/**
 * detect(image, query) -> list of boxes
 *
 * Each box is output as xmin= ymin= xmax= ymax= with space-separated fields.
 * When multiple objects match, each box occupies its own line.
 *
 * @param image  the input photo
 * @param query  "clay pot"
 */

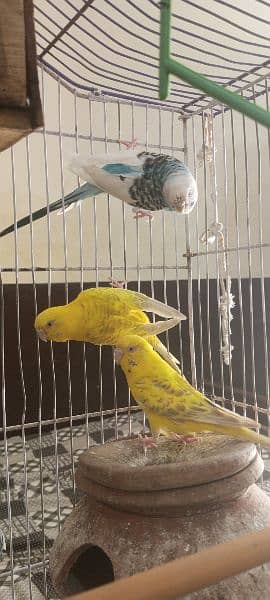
xmin=50 ymin=435 xmax=270 ymax=599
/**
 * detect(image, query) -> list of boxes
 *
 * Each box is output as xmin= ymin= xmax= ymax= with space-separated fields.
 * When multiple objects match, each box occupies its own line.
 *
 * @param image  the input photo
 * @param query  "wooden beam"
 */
xmin=0 ymin=0 xmax=27 ymax=107
xmin=0 ymin=0 xmax=43 ymax=152
xmin=24 ymin=0 xmax=43 ymax=129
xmin=0 ymin=107 xmax=31 ymax=152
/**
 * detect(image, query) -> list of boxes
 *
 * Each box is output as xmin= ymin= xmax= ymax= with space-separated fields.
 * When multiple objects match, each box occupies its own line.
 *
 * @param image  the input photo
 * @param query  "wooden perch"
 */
xmin=0 ymin=0 xmax=43 ymax=151
xmin=69 ymin=526 xmax=270 ymax=600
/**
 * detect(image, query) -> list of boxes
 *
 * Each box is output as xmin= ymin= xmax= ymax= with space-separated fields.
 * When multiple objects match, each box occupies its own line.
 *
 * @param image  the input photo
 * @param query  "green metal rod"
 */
xmin=159 ymin=0 xmax=270 ymax=128
xmin=168 ymin=58 xmax=270 ymax=127
xmin=159 ymin=0 xmax=171 ymax=101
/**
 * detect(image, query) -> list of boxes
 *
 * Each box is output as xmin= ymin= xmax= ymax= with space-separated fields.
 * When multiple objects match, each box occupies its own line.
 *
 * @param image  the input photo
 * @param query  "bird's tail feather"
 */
xmin=154 ymin=339 xmax=180 ymax=373
xmin=68 ymin=151 xmax=137 ymax=176
xmin=241 ymin=427 xmax=270 ymax=448
xmin=0 ymin=205 xmax=51 ymax=238
xmin=0 ymin=183 xmax=102 ymax=238
xmin=215 ymin=424 xmax=270 ymax=449
xmin=202 ymin=399 xmax=258 ymax=429
xmin=55 ymin=182 xmax=103 ymax=214
xmin=175 ymin=416 xmax=270 ymax=449
xmin=185 ymin=398 xmax=270 ymax=448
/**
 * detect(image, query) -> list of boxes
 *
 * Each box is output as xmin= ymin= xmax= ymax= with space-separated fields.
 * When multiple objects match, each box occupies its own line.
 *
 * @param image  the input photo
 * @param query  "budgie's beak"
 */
xmin=36 ymin=329 xmax=48 ymax=342
xmin=114 ymin=347 xmax=123 ymax=364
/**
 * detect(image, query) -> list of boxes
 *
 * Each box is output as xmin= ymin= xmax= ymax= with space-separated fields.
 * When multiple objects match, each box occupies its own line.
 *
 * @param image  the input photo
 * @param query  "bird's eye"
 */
xmin=47 ymin=321 xmax=53 ymax=327
xmin=128 ymin=345 xmax=136 ymax=352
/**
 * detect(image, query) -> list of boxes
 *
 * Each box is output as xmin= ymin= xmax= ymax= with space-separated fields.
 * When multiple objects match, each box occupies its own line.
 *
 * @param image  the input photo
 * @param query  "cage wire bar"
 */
xmin=0 ymin=2 xmax=270 ymax=598
xmin=1 ymin=72 xmax=270 ymax=598
xmin=159 ymin=0 xmax=270 ymax=127
xmin=34 ymin=0 xmax=270 ymax=111
xmin=0 ymin=80 xmax=187 ymax=598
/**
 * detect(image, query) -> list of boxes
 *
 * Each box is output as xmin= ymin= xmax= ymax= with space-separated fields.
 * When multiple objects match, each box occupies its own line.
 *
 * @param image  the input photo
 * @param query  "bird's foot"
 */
xmin=108 ymin=277 xmax=125 ymax=289
xmin=119 ymin=138 xmax=138 ymax=150
xmin=132 ymin=207 xmax=154 ymax=220
xmin=169 ymin=433 xmax=198 ymax=445
xmin=138 ymin=433 xmax=158 ymax=456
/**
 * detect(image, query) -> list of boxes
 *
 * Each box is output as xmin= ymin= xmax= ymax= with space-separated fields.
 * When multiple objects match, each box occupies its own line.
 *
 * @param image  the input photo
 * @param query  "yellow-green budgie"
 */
xmin=34 ymin=287 xmax=185 ymax=371
xmin=114 ymin=334 xmax=270 ymax=448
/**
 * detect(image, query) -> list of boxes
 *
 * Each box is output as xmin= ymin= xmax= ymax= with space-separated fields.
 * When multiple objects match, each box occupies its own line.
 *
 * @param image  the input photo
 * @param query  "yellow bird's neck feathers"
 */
xmin=117 ymin=335 xmax=161 ymax=374
xmin=64 ymin=301 xmax=87 ymax=340
xmin=35 ymin=302 xmax=85 ymax=342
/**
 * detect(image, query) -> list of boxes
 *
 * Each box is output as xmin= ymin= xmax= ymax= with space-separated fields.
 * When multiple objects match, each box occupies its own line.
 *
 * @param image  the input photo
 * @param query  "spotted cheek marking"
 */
xmin=128 ymin=358 xmax=137 ymax=367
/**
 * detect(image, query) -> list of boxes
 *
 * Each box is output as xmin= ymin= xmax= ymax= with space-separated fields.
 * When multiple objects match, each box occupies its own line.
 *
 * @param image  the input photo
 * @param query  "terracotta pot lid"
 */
xmin=77 ymin=435 xmax=258 ymax=492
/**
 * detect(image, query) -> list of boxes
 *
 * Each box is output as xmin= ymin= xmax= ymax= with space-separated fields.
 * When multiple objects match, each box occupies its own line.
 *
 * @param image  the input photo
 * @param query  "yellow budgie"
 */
xmin=34 ymin=287 xmax=185 ymax=371
xmin=114 ymin=334 xmax=270 ymax=448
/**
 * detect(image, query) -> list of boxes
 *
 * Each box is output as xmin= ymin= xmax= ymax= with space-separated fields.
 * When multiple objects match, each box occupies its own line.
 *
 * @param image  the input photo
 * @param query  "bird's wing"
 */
xmin=129 ymin=290 xmax=186 ymax=320
xmin=102 ymin=162 xmax=142 ymax=178
xmin=68 ymin=151 xmax=142 ymax=180
xmin=134 ymin=374 xmax=258 ymax=429
xmin=68 ymin=152 xmax=145 ymax=206
xmin=69 ymin=156 xmax=143 ymax=206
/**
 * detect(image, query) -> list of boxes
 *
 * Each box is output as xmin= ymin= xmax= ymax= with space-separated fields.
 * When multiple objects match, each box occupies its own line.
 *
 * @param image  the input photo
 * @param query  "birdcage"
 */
xmin=1 ymin=1 xmax=270 ymax=598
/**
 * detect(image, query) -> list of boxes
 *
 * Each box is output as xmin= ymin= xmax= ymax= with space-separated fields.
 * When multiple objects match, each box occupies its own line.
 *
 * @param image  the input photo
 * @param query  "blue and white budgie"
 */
xmin=0 ymin=150 xmax=197 ymax=238
xmin=69 ymin=150 xmax=198 ymax=217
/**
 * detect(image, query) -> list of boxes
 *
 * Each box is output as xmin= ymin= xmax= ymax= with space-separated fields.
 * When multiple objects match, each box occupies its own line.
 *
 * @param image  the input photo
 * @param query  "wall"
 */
xmin=1 ymin=67 xmax=270 ymax=429
xmin=1 ymin=70 xmax=270 ymax=288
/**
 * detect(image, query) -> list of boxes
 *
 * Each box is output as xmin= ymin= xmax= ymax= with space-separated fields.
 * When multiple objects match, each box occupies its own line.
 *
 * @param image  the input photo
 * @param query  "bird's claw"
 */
xmin=132 ymin=208 xmax=154 ymax=220
xmin=119 ymin=138 xmax=138 ymax=150
xmin=108 ymin=277 xmax=125 ymax=289
xmin=138 ymin=433 xmax=158 ymax=456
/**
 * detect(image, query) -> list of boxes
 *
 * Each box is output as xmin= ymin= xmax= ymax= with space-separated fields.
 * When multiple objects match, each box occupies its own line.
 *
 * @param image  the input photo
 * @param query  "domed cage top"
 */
xmin=1 ymin=1 xmax=270 ymax=598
